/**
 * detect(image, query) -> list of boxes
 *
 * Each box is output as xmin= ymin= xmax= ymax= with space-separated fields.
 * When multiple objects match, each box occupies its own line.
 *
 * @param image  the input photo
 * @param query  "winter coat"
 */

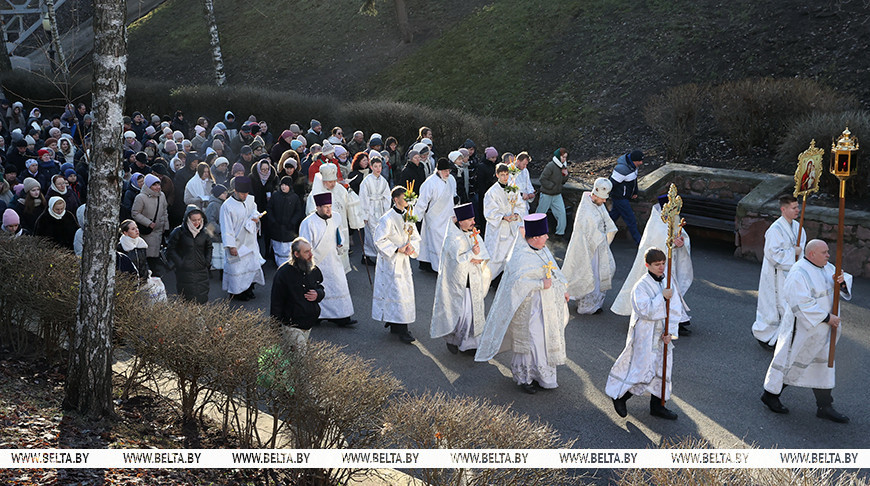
xmin=399 ymin=161 xmax=426 ymax=195
xmin=474 ymin=159 xmax=497 ymax=197
xmin=117 ymin=242 xmax=149 ymax=281
xmin=120 ymin=184 xmax=140 ymax=221
xmin=166 ymin=206 xmax=213 ymax=304
xmin=33 ymin=208 xmax=79 ymax=250
xmin=539 ymin=158 xmax=569 ymax=196
xmin=131 ymin=185 xmax=169 ymax=258
xmin=250 ymin=169 xmax=277 ymax=213
xmin=266 ymin=189 xmax=304 ymax=242
xmin=46 ymin=186 xmax=80 ymax=219
xmin=609 ymin=152 xmax=639 ymax=200
xmin=270 ymin=261 xmax=324 ymax=330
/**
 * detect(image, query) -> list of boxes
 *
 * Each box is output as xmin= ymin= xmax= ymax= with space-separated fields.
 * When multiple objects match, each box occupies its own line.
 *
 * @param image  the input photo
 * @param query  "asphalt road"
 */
xmin=176 ymin=230 xmax=870 ymax=454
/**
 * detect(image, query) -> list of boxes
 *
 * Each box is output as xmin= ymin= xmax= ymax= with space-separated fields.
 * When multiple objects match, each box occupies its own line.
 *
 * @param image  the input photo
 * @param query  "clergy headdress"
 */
xmin=436 ymin=157 xmax=451 ymax=170
xmin=320 ymin=163 xmax=338 ymax=182
xmin=657 ymin=193 xmax=669 ymax=208
xmin=524 ymin=213 xmax=548 ymax=238
xmin=453 ymin=203 xmax=474 ymax=221
xmin=313 ymin=192 xmax=332 ymax=207
xmin=233 ymin=176 xmax=252 ymax=194
xmin=592 ymin=177 xmax=612 ymax=199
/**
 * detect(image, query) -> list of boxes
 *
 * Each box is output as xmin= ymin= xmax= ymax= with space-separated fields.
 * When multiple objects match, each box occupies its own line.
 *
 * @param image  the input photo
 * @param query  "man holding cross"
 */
xmin=475 ymin=214 xmax=570 ymax=394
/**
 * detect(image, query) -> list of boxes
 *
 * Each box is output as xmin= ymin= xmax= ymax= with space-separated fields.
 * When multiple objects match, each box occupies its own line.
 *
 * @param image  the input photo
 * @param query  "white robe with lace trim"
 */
xmin=561 ymin=192 xmax=617 ymax=313
xmin=611 ymin=203 xmax=693 ymax=316
xmin=372 ymin=208 xmax=421 ymax=324
xmin=306 ymin=173 xmax=351 ymax=273
xmin=763 ymin=259 xmax=852 ymax=393
xmin=298 ymin=212 xmax=354 ymax=319
xmin=605 ymin=273 xmax=688 ymax=401
xmin=415 ymin=173 xmax=457 ymax=271
xmin=430 ymin=222 xmax=492 ymax=348
xmin=483 ymin=182 xmax=521 ymax=277
xmin=752 ymin=216 xmax=806 ymax=344
xmin=358 ymin=173 xmax=391 ymax=258
xmin=220 ymin=196 xmax=265 ymax=294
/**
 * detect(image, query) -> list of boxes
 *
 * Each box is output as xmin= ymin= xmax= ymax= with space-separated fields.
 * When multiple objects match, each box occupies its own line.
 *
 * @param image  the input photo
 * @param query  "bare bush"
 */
xmin=711 ymin=77 xmax=853 ymax=154
xmin=777 ymin=110 xmax=870 ymax=198
xmin=644 ymin=84 xmax=706 ymax=163
xmin=617 ymin=437 xmax=868 ymax=486
xmin=378 ymin=392 xmax=577 ymax=486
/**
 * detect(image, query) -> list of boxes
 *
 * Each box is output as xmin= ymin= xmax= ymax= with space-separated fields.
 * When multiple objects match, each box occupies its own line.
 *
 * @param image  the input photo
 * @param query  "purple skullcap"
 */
xmin=453 ymin=203 xmax=474 ymax=221
xmin=313 ymin=192 xmax=332 ymax=207
xmin=524 ymin=213 xmax=549 ymax=238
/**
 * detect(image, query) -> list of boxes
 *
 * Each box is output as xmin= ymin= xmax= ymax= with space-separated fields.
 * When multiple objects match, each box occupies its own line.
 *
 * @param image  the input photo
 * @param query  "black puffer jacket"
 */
xmin=270 ymin=261 xmax=324 ymax=330
xmin=266 ymin=189 xmax=304 ymax=242
xmin=166 ymin=206 xmax=213 ymax=303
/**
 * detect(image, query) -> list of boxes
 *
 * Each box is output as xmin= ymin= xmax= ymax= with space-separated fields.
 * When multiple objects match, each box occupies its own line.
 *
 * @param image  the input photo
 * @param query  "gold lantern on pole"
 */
xmin=827 ymin=127 xmax=858 ymax=367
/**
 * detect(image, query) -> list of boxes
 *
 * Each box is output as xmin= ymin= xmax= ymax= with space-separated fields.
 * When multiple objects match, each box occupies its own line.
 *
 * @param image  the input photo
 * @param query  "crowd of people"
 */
xmin=0 ymin=102 xmax=852 ymax=425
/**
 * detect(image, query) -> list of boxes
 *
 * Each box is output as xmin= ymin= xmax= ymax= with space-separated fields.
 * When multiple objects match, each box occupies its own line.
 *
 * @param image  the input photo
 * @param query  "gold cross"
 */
xmin=659 ymin=183 xmax=684 ymax=250
xmin=543 ymin=260 xmax=557 ymax=279
xmin=471 ymin=226 xmax=480 ymax=245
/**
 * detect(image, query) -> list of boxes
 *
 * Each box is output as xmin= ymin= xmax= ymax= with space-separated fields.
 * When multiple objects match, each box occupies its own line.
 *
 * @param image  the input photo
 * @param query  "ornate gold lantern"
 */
xmin=830 ymin=127 xmax=859 ymax=181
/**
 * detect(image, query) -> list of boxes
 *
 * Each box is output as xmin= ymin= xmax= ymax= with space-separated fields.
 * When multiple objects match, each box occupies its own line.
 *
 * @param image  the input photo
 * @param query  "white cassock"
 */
xmin=561 ymin=192 xmax=617 ymax=314
xmin=752 ymin=216 xmax=806 ymax=345
xmin=430 ymin=222 xmax=492 ymax=351
xmin=483 ymin=182 xmax=521 ymax=277
xmin=298 ymin=212 xmax=354 ymax=319
xmin=611 ymin=203 xmax=693 ymax=316
xmin=415 ymin=173 xmax=456 ymax=271
xmin=475 ymin=242 xmax=569 ymax=388
xmin=605 ymin=273 xmax=688 ymax=401
xmin=358 ymin=173 xmax=391 ymax=258
xmin=763 ymin=258 xmax=852 ymax=393
xmin=372 ymin=208 xmax=421 ymax=324
xmin=516 ymin=168 xmax=534 ymax=214
xmin=220 ymin=195 xmax=265 ymax=294
xmin=306 ymin=173 xmax=352 ymax=273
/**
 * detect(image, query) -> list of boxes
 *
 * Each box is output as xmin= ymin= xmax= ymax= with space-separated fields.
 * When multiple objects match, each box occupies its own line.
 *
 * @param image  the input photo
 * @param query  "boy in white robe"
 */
xmin=515 ymin=152 xmax=536 ymax=214
xmin=475 ymin=214 xmax=570 ymax=394
xmin=761 ymin=239 xmax=852 ymax=423
xmin=606 ymin=248 xmax=687 ymax=420
xmin=298 ymin=192 xmax=357 ymax=327
xmin=306 ymin=164 xmax=352 ymax=273
xmin=562 ymin=178 xmax=617 ymax=314
xmin=415 ymin=158 xmax=457 ymax=273
xmin=358 ymin=156 xmax=391 ymax=265
xmin=220 ymin=176 xmax=265 ymax=300
xmin=611 ymin=193 xmax=694 ymax=335
xmin=483 ymin=163 xmax=522 ymax=279
xmin=430 ymin=203 xmax=492 ymax=354
xmin=372 ymin=186 xmax=422 ymax=343
xmin=752 ymin=195 xmax=806 ymax=349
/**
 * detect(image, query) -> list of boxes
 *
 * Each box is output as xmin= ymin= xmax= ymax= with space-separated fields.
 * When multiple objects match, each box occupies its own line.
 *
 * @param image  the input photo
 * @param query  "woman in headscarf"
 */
xmin=184 ymin=162 xmax=214 ymax=210
xmin=45 ymin=173 xmax=80 ymax=217
xmin=266 ymin=176 xmax=304 ymax=266
xmin=166 ymin=205 xmax=213 ymax=303
xmin=33 ymin=196 xmax=79 ymax=250
xmin=117 ymin=219 xmax=150 ymax=281
xmin=132 ymin=173 xmax=170 ymax=273
xmin=58 ymin=135 xmax=76 ymax=163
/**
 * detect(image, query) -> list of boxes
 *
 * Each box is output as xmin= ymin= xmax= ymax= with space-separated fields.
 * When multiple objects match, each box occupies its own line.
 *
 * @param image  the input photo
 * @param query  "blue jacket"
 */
xmin=609 ymin=153 xmax=638 ymax=200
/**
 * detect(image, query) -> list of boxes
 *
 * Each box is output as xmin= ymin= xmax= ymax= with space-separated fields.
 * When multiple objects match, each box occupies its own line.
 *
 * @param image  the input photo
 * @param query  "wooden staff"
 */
xmin=795 ymin=195 xmax=807 ymax=263
xmin=659 ymin=183 xmax=683 ymax=407
xmin=828 ymin=179 xmax=846 ymax=367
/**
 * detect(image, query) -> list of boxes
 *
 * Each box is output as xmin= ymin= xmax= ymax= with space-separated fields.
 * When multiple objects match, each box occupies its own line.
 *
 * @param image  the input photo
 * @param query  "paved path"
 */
xmin=171 ymin=231 xmax=870 ymax=454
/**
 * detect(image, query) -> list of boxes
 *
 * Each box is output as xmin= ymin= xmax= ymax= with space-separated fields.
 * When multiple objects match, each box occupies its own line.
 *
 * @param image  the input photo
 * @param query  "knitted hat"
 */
xmin=524 ymin=213 xmax=548 ymax=238
xmin=231 ymin=162 xmax=245 ymax=175
xmin=214 ymin=156 xmax=229 ymax=167
xmin=484 ymin=146 xmax=498 ymax=159
xmin=25 ymin=158 xmax=38 ymax=169
xmin=2 ymin=208 xmax=19 ymax=227
xmin=24 ymin=135 xmax=35 ymax=146
xmin=49 ymin=127 xmax=61 ymax=138
xmin=629 ymin=149 xmax=644 ymax=162
xmin=173 ymin=131 xmax=184 ymax=142
xmin=135 ymin=152 xmax=148 ymax=164
xmin=64 ymin=168 xmax=77 ymax=178
xmin=145 ymin=126 xmax=156 ymax=136
xmin=234 ymin=176 xmax=252 ymax=193
xmin=59 ymin=162 xmax=74 ymax=173
xmin=211 ymin=140 xmax=223 ymax=151
xmin=280 ymin=176 xmax=293 ymax=188
xmin=283 ymin=158 xmax=298 ymax=168
xmin=194 ymin=125 xmax=206 ymax=135
xmin=290 ymin=140 xmax=303 ymax=150
xmin=319 ymin=163 xmax=338 ymax=182
xmin=592 ymin=177 xmax=612 ymax=199
xmin=281 ymin=130 xmax=294 ymax=141
xmin=211 ymin=184 xmax=228 ymax=198
xmin=23 ymin=177 xmax=40 ymax=193
xmin=162 ymin=126 xmax=173 ymax=136
xmin=321 ymin=141 xmax=335 ymax=156
xmin=240 ymin=145 xmax=253 ymax=155
xmin=369 ymin=136 xmax=383 ymax=148
xmin=164 ymin=140 xmax=177 ymax=152
xmin=289 ymin=123 xmax=301 ymax=134
xmin=453 ymin=203 xmax=474 ymax=221
xmin=313 ymin=192 xmax=332 ymax=206
xmin=310 ymin=119 xmax=321 ymax=129
xmin=296 ymin=135 xmax=307 ymax=145
xmin=334 ymin=145 xmax=347 ymax=159
xmin=143 ymin=173 xmax=161 ymax=188
xmin=463 ymin=139 xmax=476 ymax=149
xmin=124 ymin=130 xmax=136 ymax=138
xmin=37 ymin=148 xmax=50 ymax=157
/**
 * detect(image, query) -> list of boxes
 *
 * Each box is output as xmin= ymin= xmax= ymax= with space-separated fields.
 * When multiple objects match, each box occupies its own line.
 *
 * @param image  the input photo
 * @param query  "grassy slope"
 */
xmin=128 ymin=0 xmax=870 ymax=131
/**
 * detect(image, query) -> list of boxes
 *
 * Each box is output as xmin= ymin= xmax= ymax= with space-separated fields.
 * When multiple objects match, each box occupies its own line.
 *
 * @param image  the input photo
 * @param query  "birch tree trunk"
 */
xmin=45 ymin=0 xmax=68 ymax=74
xmin=394 ymin=0 xmax=412 ymax=44
xmin=203 ymin=0 xmax=226 ymax=86
xmin=63 ymin=0 xmax=126 ymax=420
xmin=0 ymin=16 xmax=13 ymax=73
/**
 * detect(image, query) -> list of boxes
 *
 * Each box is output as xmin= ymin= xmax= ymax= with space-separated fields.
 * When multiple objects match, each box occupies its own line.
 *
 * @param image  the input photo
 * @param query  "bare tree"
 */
xmin=360 ymin=0 xmax=412 ymax=44
xmin=44 ymin=0 xmax=68 ymax=74
xmin=63 ymin=0 xmax=127 ymax=420
xmin=203 ymin=0 xmax=226 ymax=86
xmin=0 ymin=15 xmax=12 ymax=72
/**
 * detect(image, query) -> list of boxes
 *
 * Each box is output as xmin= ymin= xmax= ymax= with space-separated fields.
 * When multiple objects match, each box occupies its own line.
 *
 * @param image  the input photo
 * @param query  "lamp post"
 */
xmin=827 ymin=127 xmax=859 ymax=367
xmin=42 ymin=12 xmax=55 ymax=72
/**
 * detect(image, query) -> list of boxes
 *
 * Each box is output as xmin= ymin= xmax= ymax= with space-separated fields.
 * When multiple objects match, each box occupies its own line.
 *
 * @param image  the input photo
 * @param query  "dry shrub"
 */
xmin=711 ymin=77 xmax=853 ymax=153
xmin=645 ymin=84 xmax=706 ymax=163
xmin=378 ymin=392 xmax=576 ymax=486
xmin=0 ymin=235 xmax=78 ymax=358
xmin=271 ymin=340 xmax=402 ymax=486
xmin=777 ymin=110 xmax=870 ymax=198
xmin=617 ymin=437 xmax=868 ymax=486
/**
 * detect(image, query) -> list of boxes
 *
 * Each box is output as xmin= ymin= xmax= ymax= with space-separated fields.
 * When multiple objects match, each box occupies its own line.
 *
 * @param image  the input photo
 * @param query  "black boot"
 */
xmin=332 ymin=316 xmax=358 ymax=327
xmin=243 ymin=284 xmax=256 ymax=299
xmin=678 ymin=321 xmax=692 ymax=336
xmin=757 ymin=339 xmax=776 ymax=351
xmin=612 ymin=392 xmax=632 ymax=418
xmin=649 ymin=395 xmax=677 ymax=420
xmin=446 ymin=342 xmax=459 ymax=354
xmin=391 ymin=324 xmax=415 ymax=343
xmin=813 ymin=388 xmax=848 ymax=423
xmin=761 ymin=390 xmax=789 ymax=414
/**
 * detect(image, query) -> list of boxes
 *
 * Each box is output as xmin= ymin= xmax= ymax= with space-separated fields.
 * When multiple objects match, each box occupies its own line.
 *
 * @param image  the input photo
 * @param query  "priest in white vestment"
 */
xmin=358 ymin=156 xmax=391 ymax=265
xmin=562 ymin=178 xmax=618 ymax=314
xmin=415 ymin=158 xmax=457 ymax=273
xmin=761 ymin=239 xmax=852 ymax=423
xmin=306 ymin=164 xmax=352 ymax=273
xmin=430 ymin=203 xmax=492 ymax=354
xmin=220 ymin=176 xmax=265 ymax=300
xmin=372 ymin=186 xmax=422 ymax=344
xmin=515 ymin=152 xmax=536 ymax=214
xmin=606 ymin=247 xmax=687 ymax=420
xmin=483 ymin=163 xmax=522 ymax=279
xmin=298 ymin=192 xmax=357 ymax=327
xmin=752 ymin=195 xmax=806 ymax=349
xmin=611 ymin=193 xmax=694 ymax=335
xmin=475 ymin=214 xmax=570 ymax=394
